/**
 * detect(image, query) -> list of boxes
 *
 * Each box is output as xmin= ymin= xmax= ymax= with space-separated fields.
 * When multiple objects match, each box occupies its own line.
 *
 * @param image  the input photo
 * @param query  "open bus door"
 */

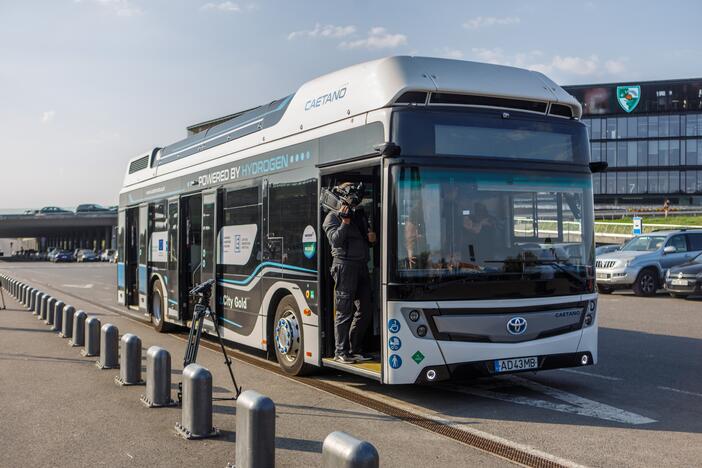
xmin=180 ymin=193 xmax=203 ymax=322
xmin=200 ymin=189 xmax=221 ymax=316
xmin=125 ymin=207 xmax=139 ymax=309
xmin=318 ymin=161 xmax=383 ymax=381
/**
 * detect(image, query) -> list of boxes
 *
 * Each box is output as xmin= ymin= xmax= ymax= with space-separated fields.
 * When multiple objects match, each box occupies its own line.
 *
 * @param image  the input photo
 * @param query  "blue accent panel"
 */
xmin=117 ymin=263 xmax=125 ymax=289
xmin=219 ymin=262 xmax=317 ymax=286
xmin=138 ymin=265 xmax=148 ymax=294
xmin=168 ymin=299 xmax=178 ymax=305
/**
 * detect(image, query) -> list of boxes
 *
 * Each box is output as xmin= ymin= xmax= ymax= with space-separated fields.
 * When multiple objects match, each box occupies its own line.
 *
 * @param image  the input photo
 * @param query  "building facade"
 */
xmin=564 ymin=78 xmax=702 ymax=206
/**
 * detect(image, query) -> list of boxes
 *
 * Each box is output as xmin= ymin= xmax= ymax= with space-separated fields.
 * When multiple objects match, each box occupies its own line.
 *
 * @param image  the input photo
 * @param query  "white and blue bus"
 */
xmin=117 ymin=56 xmax=599 ymax=384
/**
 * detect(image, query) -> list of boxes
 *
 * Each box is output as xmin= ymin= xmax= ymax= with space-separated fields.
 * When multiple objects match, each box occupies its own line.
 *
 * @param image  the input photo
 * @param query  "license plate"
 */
xmin=494 ymin=356 xmax=538 ymax=373
xmin=671 ymin=279 xmax=688 ymax=286
xmin=596 ymin=272 xmax=608 ymax=280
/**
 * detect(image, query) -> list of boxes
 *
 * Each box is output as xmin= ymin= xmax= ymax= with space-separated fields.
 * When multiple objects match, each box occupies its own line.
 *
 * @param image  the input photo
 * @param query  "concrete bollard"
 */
xmin=81 ymin=317 xmax=101 ymax=357
xmin=29 ymin=289 xmax=37 ymax=312
xmin=21 ymin=285 xmax=27 ymax=306
xmin=175 ymin=364 xmax=219 ymax=439
xmin=115 ymin=334 xmax=144 ymax=385
xmin=69 ymin=310 xmax=87 ymax=347
xmin=52 ymin=301 xmax=65 ymax=332
xmin=234 ymin=390 xmax=276 ymax=468
xmin=140 ymin=346 xmax=176 ymax=407
xmin=24 ymin=285 xmax=30 ymax=307
xmin=40 ymin=294 xmax=49 ymax=320
xmin=46 ymin=297 xmax=57 ymax=325
xmin=97 ymin=324 xmax=119 ymax=369
xmin=322 ymin=432 xmax=379 ymax=468
xmin=60 ymin=305 xmax=75 ymax=338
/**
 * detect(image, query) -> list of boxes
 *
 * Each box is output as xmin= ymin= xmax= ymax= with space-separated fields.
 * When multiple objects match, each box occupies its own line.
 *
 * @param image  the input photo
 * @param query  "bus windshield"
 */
xmin=390 ymin=166 xmax=595 ymax=294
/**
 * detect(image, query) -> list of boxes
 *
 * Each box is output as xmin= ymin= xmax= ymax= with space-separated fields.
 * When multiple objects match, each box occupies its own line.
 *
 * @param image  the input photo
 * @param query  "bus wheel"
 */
xmin=151 ymin=280 xmax=170 ymax=333
xmin=273 ymin=295 xmax=311 ymax=376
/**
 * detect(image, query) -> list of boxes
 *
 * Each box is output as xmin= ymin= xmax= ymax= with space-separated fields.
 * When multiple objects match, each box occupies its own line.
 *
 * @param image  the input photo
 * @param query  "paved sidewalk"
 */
xmin=0 ymin=284 xmax=507 ymax=467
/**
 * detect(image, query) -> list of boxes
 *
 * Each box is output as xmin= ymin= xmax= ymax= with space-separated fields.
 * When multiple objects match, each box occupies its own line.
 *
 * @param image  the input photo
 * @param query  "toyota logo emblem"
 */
xmin=678 ymin=272 xmax=684 ymax=279
xmin=507 ymin=316 xmax=527 ymax=335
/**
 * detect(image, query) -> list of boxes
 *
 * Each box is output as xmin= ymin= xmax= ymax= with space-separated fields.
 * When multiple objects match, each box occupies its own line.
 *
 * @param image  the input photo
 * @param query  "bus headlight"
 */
xmin=417 ymin=325 xmax=428 ymax=337
xmin=408 ymin=309 xmax=421 ymax=322
xmin=584 ymin=300 xmax=596 ymax=327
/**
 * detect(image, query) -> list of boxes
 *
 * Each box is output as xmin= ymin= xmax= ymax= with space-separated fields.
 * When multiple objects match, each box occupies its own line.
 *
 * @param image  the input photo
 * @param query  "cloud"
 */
xmin=604 ymin=59 xmax=626 ymax=74
xmin=74 ymin=0 xmax=143 ymax=17
xmin=463 ymin=16 xmax=520 ymax=30
xmin=41 ymin=111 xmax=56 ymax=124
xmin=339 ymin=27 xmax=407 ymax=50
xmin=467 ymin=48 xmax=627 ymax=79
xmin=200 ymin=1 xmax=240 ymax=12
xmin=439 ymin=47 xmax=464 ymax=59
xmin=287 ymin=23 xmax=356 ymax=40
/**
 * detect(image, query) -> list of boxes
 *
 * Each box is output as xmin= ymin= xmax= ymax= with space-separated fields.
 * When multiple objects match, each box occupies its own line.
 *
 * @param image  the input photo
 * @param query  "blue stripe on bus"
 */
xmin=219 ymin=261 xmax=317 ymax=286
xmin=219 ymin=316 xmax=243 ymax=328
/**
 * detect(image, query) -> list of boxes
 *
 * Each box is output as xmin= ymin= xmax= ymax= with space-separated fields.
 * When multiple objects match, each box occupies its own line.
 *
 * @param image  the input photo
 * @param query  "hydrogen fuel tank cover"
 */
xmin=157 ymin=94 xmax=295 ymax=166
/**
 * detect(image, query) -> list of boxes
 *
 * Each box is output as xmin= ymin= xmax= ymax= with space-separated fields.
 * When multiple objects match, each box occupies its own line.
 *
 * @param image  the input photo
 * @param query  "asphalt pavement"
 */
xmin=2 ymin=262 xmax=702 ymax=467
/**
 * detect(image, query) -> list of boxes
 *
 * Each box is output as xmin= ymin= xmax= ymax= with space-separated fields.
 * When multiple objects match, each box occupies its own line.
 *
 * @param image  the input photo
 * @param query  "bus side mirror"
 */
xmin=589 ymin=161 xmax=608 ymax=173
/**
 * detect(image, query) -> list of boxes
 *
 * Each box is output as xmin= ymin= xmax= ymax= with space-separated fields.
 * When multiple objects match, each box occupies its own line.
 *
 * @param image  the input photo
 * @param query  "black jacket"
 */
xmin=323 ymin=209 xmax=370 ymax=263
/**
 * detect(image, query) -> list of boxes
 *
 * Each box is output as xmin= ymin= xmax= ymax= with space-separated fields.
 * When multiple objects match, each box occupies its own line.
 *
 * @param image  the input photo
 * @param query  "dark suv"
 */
xmin=596 ymin=229 xmax=702 ymax=296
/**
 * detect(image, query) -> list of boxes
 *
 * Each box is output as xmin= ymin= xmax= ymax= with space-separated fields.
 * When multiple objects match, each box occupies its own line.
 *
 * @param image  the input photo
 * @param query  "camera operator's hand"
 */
xmin=340 ymin=205 xmax=351 ymax=224
xmin=367 ymin=231 xmax=377 ymax=243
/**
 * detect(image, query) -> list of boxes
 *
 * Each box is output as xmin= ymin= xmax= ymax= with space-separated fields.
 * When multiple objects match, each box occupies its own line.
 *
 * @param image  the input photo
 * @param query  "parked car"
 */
xmin=595 ymin=244 xmax=620 ymax=256
xmin=595 ymin=229 xmax=702 ymax=296
xmin=47 ymin=248 xmax=60 ymax=261
xmin=37 ymin=206 xmax=71 ymax=215
xmin=76 ymin=249 xmax=99 ymax=262
xmin=53 ymin=250 xmax=74 ymax=262
xmin=75 ymin=204 xmax=111 ymax=213
xmin=664 ymin=252 xmax=702 ymax=298
xmin=100 ymin=249 xmax=116 ymax=262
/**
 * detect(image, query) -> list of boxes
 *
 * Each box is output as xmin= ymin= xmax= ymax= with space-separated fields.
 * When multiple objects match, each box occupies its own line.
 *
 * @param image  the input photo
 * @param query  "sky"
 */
xmin=1 ymin=0 xmax=701 ymax=209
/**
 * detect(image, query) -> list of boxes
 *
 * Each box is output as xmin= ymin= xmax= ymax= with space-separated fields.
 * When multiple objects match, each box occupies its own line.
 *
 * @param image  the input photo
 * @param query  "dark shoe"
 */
xmin=334 ymin=354 xmax=357 ymax=364
xmin=350 ymin=353 xmax=373 ymax=362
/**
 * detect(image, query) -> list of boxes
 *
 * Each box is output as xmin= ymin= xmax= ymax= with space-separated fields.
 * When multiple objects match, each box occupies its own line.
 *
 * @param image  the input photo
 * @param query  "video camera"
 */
xmin=320 ymin=182 xmax=365 ymax=218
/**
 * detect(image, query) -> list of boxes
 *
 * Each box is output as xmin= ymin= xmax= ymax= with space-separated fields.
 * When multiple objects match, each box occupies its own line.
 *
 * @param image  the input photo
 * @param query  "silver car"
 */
xmin=595 ymin=230 xmax=702 ymax=296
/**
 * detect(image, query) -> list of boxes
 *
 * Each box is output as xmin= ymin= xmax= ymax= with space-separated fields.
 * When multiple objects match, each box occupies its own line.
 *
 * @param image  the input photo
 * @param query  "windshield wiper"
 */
xmin=423 ymin=273 xmax=479 ymax=291
xmin=529 ymin=260 xmax=589 ymax=288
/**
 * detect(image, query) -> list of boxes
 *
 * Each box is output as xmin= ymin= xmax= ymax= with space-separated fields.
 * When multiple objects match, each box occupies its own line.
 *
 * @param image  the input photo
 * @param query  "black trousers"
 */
xmin=331 ymin=260 xmax=372 ymax=357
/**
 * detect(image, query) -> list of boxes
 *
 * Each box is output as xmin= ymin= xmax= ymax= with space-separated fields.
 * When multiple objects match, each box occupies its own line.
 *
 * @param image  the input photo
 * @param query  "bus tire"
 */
xmin=273 ymin=294 xmax=312 ymax=376
xmin=633 ymin=268 xmax=659 ymax=297
xmin=151 ymin=279 xmax=170 ymax=333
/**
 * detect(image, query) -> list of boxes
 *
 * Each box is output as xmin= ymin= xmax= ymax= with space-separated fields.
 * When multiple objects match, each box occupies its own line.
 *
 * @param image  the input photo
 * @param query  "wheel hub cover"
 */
xmin=275 ymin=314 xmax=299 ymax=355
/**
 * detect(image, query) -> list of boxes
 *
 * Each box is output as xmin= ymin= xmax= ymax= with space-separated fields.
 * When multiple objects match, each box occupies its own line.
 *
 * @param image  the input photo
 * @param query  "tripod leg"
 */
xmin=209 ymin=312 xmax=241 ymax=398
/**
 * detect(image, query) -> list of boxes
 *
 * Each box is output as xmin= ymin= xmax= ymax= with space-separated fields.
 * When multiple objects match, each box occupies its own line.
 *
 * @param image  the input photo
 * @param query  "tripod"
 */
xmin=179 ymin=278 xmax=242 ymax=403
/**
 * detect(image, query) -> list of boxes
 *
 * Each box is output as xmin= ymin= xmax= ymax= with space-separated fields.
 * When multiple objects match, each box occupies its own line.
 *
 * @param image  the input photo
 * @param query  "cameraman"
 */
xmin=323 ymin=182 xmax=376 ymax=363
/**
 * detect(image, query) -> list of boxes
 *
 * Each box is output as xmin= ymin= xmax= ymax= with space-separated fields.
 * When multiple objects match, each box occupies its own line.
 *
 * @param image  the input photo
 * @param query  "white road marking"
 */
xmin=558 ymin=368 xmax=623 ymax=381
xmin=61 ymin=283 xmax=94 ymax=289
xmin=658 ymin=386 xmax=702 ymax=398
xmin=444 ymin=375 xmax=657 ymax=425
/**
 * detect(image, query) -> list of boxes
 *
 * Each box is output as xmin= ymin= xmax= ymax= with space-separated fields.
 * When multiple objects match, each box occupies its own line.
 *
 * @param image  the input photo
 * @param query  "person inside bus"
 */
xmin=461 ymin=201 xmax=498 ymax=265
xmin=323 ymin=182 xmax=377 ymax=364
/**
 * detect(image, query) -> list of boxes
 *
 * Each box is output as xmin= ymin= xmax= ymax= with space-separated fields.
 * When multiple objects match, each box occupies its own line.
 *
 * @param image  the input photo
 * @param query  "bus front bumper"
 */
xmin=414 ymin=351 xmax=594 ymax=384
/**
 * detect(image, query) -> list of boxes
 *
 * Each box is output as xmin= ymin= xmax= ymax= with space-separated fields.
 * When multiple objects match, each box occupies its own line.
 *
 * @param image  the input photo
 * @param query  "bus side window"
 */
xmin=267 ymin=177 xmax=317 ymax=269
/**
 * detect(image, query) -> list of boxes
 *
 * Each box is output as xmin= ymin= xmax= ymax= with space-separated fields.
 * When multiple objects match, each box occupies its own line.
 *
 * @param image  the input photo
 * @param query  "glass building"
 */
xmin=564 ymin=78 xmax=702 ymax=206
